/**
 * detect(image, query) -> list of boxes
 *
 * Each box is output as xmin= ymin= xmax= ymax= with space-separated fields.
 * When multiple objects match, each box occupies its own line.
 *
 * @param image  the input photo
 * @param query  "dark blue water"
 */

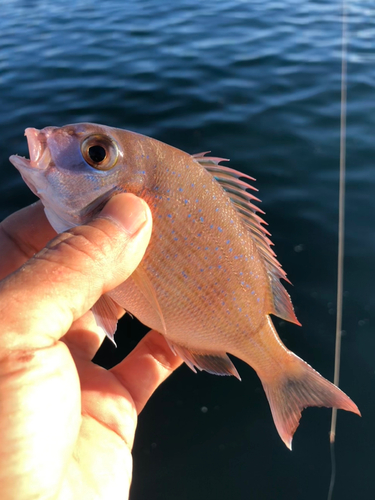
xmin=1 ymin=0 xmax=374 ymax=498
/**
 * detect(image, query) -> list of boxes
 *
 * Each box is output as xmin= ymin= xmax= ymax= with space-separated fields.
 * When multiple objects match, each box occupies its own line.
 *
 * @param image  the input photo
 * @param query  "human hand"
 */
xmin=0 ymin=194 xmax=182 ymax=500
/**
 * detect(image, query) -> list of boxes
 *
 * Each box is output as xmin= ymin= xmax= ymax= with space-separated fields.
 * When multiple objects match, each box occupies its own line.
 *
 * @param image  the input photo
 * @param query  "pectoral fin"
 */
xmin=131 ymin=266 xmax=167 ymax=335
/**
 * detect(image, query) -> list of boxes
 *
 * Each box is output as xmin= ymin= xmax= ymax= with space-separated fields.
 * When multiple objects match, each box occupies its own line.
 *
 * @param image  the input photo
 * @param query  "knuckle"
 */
xmin=45 ymin=223 xmax=123 ymax=272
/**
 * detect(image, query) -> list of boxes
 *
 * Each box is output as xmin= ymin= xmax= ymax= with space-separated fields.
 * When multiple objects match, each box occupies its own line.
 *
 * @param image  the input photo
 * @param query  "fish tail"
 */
xmin=255 ymin=318 xmax=360 ymax=449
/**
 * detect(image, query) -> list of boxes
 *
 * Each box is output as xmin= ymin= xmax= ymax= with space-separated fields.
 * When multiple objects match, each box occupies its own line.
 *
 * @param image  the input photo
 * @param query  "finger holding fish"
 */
xmin=0 ymin=200 xmax=125 ymax=359
xmin=0 ymin=193 xmax=152 ymax=353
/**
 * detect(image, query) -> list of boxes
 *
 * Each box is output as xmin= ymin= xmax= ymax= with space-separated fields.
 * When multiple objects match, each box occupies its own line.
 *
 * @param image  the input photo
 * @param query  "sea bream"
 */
xmin=9 ymin=123 xmax=360 ymax=448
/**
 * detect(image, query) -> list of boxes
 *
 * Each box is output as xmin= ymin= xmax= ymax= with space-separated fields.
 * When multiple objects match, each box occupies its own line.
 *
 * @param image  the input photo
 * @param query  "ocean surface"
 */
xmin=0 ymin=0 xmax=374 ymax=499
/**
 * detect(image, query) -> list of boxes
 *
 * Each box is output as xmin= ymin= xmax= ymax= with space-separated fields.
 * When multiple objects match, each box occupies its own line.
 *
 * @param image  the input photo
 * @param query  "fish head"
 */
xmin=9 ymin=123 xmax=148 ymax=233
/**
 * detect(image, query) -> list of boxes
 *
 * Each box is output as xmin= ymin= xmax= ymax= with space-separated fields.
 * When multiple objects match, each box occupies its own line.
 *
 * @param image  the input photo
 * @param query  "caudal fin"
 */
xmin=261 ymin=353 xmax=360 ymax=449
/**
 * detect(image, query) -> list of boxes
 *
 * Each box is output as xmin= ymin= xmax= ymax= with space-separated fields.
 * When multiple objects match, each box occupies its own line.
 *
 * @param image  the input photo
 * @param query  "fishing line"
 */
xmin=327 ymin=0 xmax=348 ymax=499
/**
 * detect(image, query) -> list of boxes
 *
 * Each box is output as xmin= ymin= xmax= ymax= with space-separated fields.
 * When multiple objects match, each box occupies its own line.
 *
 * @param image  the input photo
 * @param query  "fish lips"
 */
xmin=9 ymin=128 xmax=52 ymax=196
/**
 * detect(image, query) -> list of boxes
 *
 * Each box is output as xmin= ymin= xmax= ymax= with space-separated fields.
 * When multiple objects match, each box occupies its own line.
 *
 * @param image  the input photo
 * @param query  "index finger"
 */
xmin=0 ymin=202 xmax=57 ymax=279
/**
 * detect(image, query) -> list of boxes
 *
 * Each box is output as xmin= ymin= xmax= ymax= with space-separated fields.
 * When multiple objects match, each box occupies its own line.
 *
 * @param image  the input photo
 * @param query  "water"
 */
xmin=0 ymin=0 xmax=373 ymax=498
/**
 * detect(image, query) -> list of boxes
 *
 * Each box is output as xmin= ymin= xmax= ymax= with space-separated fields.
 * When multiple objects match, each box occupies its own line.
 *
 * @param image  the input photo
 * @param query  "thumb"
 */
xmin=0 ymin=193 xmax=152 ymax=353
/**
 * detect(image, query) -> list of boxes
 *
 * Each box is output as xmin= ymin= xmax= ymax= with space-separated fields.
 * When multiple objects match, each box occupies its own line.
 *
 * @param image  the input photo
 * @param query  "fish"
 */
xmin=9 ymin=123 xmax=360 ymax=448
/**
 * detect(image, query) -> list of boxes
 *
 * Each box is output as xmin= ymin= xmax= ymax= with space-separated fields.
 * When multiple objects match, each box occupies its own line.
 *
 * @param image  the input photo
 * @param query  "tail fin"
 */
xmin=260 ymin=353 xmax=360 ymax=449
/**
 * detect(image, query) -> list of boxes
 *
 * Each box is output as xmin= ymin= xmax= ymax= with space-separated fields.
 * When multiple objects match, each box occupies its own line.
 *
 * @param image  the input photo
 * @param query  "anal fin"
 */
xmin=92 ymin=294 xmax=122 ymax=346
xmin=166 ymin=339 xmax=241 ymax=380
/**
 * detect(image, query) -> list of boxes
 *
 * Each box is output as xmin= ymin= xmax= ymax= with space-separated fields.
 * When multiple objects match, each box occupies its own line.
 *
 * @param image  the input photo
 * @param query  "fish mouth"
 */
xmin=9 ymin=127 xmax=55 ymax=197
xmin=9 ymin=127 xmax=52 ymax=171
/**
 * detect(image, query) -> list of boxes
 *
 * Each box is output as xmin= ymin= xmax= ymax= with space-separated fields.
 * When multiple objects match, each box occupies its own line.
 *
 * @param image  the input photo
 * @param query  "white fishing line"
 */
xmin=327 ymin=0 xmax=348 ymax=499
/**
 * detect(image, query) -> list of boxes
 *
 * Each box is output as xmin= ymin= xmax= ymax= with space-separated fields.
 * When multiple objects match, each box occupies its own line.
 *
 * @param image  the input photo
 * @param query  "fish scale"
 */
xmin=9 ymin=122 xmax=360 ymax=449
xmin=139 ymin=160 xmax=268 ymax=345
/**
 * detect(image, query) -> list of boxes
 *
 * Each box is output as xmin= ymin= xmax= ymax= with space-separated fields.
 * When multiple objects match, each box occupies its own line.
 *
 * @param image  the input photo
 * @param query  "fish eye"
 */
xmin=81 ymin=134 xmax=118 ymax=171
xmin=88 ymin=145 xmax=106 ymax=163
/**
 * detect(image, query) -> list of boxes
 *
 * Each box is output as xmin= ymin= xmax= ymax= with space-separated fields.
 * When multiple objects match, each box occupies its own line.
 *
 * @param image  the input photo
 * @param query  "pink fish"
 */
xmin=10 ymin=123 xmax=360 ymax=448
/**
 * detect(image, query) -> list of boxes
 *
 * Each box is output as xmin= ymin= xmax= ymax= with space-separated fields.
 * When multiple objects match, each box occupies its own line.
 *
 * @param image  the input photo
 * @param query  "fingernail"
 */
xmin=99 ymin=193 xmax=148 ymax=235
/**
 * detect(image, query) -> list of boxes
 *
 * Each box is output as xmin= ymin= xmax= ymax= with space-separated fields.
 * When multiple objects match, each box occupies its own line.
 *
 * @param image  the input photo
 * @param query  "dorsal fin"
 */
xmin=192 ymin=153 xmax=300 ymax=326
